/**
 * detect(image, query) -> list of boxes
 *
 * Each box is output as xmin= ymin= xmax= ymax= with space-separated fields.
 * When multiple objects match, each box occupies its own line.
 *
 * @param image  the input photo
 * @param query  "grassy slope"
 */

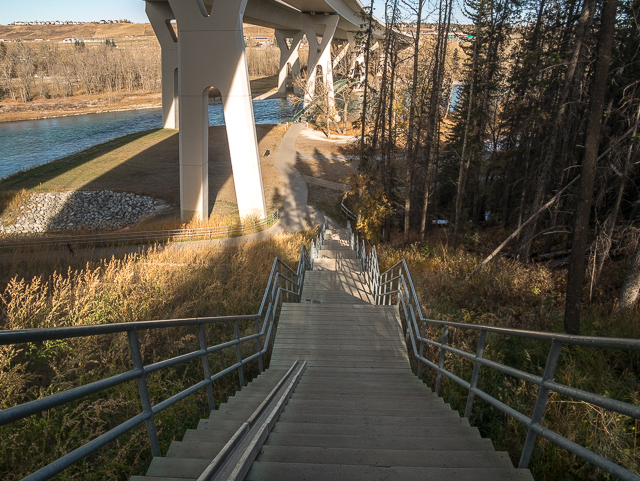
xmin=0 ymin=123 xmax=287 ymax=227
xmin=0 ymin=222 xmax=638 ymax=480
xmin=0 ymin=230 xmax=313 ymax=480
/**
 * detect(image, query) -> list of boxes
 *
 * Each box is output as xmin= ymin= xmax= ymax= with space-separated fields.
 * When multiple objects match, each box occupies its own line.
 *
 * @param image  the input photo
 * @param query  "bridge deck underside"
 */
xmin=146 ymin=0 xmax=365 ymax=33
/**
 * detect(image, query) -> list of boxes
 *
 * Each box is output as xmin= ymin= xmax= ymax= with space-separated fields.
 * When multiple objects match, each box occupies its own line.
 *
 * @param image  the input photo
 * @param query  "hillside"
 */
xmin=0 ymin=22 xmax=274 ymax=42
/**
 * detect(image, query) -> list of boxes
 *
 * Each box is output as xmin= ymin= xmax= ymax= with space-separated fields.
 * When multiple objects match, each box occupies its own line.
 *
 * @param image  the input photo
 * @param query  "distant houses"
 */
xmin=7 ymin=19 xmax=132 ymax=26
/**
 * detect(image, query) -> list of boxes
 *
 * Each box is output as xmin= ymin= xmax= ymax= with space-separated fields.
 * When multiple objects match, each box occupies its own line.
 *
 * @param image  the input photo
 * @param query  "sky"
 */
xmin=0 ymin=0 xmax=465 ymax=26
xmin=0 ymin=0 xmax=149 ymax=24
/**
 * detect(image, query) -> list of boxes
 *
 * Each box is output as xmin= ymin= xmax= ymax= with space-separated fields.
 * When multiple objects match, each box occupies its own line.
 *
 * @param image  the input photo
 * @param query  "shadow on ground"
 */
xmin=0 ymin=124 xmax=286 ymax=226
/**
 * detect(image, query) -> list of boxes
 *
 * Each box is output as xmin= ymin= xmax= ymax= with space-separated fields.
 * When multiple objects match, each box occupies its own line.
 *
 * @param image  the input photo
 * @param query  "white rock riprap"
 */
xmin=0 ymin=191 xmax=162 ymax=235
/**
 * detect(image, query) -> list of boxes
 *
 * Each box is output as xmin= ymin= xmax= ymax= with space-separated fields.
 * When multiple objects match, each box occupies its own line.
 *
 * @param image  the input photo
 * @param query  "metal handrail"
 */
xmin=0 ymin=210 xmax=279 ymax=251
xmin=341 ymin=193 xmax=357 ymax=221
xmin=348 ymin=231 xmax=640 ymax=481
xmin=0 ymin=238 xmax=313 ymax=481
xmin=309 ymin=220 xmax=327 ymax=269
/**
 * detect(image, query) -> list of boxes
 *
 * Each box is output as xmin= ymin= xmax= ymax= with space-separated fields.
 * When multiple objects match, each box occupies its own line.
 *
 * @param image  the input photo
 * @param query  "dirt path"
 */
xmin=293 ymin=128 xmax=357 ymax=221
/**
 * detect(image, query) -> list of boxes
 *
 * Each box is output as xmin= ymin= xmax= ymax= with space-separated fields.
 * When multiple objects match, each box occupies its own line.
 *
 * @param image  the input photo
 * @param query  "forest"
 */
xmin=349 ymin=0 xmax=640 ymax=335
xmin=0 ymin=40 xmax=284 ymax=103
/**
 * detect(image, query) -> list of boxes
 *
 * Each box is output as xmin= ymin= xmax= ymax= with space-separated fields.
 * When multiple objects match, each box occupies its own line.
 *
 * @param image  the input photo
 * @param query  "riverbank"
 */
xmin=0 ymin=92 xmax=162 ymax=123
xmin=0 ymin=76 xmax=281 ymax=123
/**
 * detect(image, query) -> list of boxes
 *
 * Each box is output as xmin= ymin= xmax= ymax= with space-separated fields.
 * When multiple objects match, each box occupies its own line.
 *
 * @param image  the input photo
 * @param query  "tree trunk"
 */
xmin=404 ymin=0 xmax=425 ymax=242
xmin=564 ymin=0 xmax=617 ymax=334
xmin=518 ymin=0 xmax=597 ymax=261
xmin=453 ymin=26 xmax=479 ymax=245
xmin=359 ymin=0 xmax=374 ymax=170
xmin=419 ymin=0 xmax=451 ymax=240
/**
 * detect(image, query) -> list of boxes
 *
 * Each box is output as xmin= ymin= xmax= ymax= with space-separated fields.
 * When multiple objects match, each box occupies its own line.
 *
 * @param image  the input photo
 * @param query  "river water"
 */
xmin=0 ymin=98 xmax=300 ymax=180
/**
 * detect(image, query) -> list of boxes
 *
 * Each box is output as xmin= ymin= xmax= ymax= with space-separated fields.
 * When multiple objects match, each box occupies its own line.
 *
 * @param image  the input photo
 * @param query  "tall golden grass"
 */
xmin=0 ymin=230 xmax=312 ymax=480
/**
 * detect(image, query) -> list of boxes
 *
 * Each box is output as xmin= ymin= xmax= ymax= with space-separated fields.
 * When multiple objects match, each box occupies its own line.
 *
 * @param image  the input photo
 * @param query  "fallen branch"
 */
xmin=464 ymin=175 xmax=581 ymax=283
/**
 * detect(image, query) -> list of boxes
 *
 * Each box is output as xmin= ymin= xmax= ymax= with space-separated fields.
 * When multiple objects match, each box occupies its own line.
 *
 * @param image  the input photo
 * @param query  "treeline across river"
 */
xmin=0 ymin=40 xmax=295 ymax=103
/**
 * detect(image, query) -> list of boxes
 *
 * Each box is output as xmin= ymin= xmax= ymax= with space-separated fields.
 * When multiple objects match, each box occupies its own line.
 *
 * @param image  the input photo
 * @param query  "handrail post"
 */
xmin=382 ymin=271 xmax=389 ymax=306
xmin=127 ymin=330 xmax=161 ymax=457
xmin=464 ymin=329 xmax=487 ymax=418
xmin=234 ymin=319 xmax=245 ymax=389
xmin=198 ymin=323 xmax=216 ymax=412
xmin=255 ymin=318 xmax=264 ymax=374
xmin=417 ymin=319 xmax=426 ymax=381
xmin=518 ymin=340 xmax=562 ymax=468
xmin=395 ymin=266 xmax=400 ymax=306
xmin=435 ymin=325 xmax=449 ymax=396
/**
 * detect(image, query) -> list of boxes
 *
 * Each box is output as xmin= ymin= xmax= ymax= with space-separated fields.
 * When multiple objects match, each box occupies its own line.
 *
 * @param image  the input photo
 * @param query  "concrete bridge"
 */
xmin=144 ymin=0 xmax=379 ymax=222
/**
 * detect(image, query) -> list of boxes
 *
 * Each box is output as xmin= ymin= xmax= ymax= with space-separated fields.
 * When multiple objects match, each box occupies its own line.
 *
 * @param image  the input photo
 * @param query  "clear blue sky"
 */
xmin=0 ymin=0 xmax=149 ymax=24
xmin=0 ymin=1 xmax=465 ymax=26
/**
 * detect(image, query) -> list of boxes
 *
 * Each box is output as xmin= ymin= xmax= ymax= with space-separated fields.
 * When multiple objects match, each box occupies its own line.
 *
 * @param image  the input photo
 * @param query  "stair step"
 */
xmin=130 ymin=477 xmax=186 ymax=481
xmin=245 ymin=463 xmax=535 ymax=481
xmin=276 ymin=412 xmax=464 ymax=426
xmin=256 ymin=445 xmax=512 ymax=467
xmin=271 ymin=419 xmax=471 ymax=436
xmin=166 ymin=441 xmax=225 ymax=459
xmin=144 ymin=457 xmax=209 ymax=479
xmin=269 ymin=359 xmax=410 ymax=368
xmin=282 ymin=398 xmax=449 ymax=411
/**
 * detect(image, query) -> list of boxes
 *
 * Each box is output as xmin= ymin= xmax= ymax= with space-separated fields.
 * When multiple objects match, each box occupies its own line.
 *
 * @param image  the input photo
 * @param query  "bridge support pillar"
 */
xmin=333 ymin=32 xmax=357 ymax=73
xmin=275 ymin=30 xmax=303 ymax=95
xmin=301 ymin=14 xmax=339 ymax=109
xmin=165 ymin=0 xmax=267 ymax=222
xmin=146 ymin=2 xmax=178 ymax=130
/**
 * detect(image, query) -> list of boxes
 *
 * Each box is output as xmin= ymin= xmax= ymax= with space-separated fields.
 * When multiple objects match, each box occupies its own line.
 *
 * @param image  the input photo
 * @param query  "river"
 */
xmin=0 ymin=98 xmax=300 ymax=180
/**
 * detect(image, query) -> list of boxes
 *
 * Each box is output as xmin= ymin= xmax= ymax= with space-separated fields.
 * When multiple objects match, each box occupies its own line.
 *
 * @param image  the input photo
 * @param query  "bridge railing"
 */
xmin=347 ymin=225 xmax=640 ymax=481
xmin=0 ymin=233 xmax=321 ymax=481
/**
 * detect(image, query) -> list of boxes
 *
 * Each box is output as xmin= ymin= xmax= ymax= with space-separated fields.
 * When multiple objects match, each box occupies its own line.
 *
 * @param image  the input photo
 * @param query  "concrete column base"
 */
xmin=302 ymin=14 xmax=339 ymax=108
xmin=275 ymin=30 xmax=303 ymax=94
xmin=166 ymin=0 xmax=267 ymax=222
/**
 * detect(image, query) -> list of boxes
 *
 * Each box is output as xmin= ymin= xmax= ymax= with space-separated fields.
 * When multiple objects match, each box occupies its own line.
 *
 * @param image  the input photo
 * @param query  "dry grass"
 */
xmin=0 ymin=230 xmax=314 ymax=480
xmin=0 ymin=189 xmax=28 ymax=222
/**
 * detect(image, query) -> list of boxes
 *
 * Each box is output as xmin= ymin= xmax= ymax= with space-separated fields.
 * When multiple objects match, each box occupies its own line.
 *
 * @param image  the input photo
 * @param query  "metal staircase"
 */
xmin=129 ymin=226 xmax=533 ymax=480
xmin=2 ymin=222 xmax=638 ymax=480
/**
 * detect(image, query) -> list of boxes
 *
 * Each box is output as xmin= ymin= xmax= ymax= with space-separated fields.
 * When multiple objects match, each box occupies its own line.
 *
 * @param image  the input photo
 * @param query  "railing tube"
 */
xmin=197 ymin=323 xmax=216 ymax=412
xmin=464 ymin=329 xmax=487 ymax=418
xmin=255 ymin=317 xmax=264 ymax=374
xmin=234 ymin=320 xmax=245 ymax=389
xmin=417 ymin=320 xmax=427 ymax=381
xmin=435 ymin=325 xmax=449 ymax=396
xmin=127 ymin=330 xmax=161 ymax=457
xmin=518 ymin=340 xmax=563 ymax=468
